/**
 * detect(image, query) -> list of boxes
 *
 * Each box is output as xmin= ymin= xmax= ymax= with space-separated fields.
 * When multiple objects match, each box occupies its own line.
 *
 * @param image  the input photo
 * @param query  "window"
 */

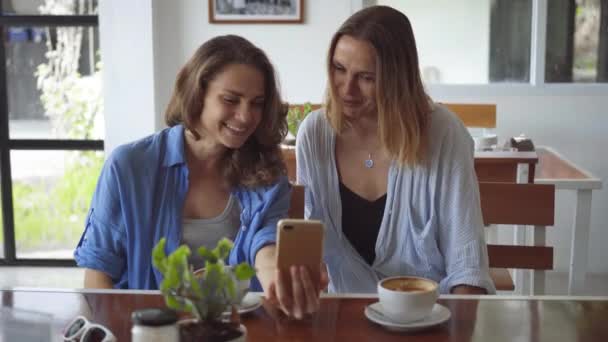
xmin=489 ymin=0 xmax=533 ymax=83
xmin=1 ymin=0 xmax=102 ymax=266
xmin=546 ymin=0 xmax=607 ymax=82
xmin=375 ymin=0 xmax=608 ymax=85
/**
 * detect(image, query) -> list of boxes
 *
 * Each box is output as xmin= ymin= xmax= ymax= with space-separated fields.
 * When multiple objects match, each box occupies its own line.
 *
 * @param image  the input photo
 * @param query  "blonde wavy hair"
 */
xmin=165 ymin=35 xmax=287 ymax=187
xmin=325 ymin=6 xmax=431 ymax=166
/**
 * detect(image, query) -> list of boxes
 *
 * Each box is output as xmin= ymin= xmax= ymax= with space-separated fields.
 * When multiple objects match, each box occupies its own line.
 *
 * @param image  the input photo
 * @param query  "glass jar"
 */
xmin=131 ymin=308 xmax=179 ymax=342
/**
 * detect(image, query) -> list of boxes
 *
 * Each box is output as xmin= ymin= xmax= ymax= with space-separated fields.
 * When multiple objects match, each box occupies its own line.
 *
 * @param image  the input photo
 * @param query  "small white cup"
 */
xmin=473 ymin=134 xmax=498 ymax=151
xmin=377 ymin=276 xmax=439 ymax=323
xmin=193 ymin=267 xmax=250 ymax=304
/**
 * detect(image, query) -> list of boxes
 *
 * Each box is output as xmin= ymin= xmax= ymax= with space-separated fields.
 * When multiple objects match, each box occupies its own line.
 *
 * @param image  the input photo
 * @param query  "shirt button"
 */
xmin=241 ymin=225 xmax=247 ymax=230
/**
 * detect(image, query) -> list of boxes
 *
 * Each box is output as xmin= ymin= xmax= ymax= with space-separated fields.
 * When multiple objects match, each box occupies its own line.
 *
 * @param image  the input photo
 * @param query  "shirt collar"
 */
xmin=163 ymin=124 xmax=187 ymax=167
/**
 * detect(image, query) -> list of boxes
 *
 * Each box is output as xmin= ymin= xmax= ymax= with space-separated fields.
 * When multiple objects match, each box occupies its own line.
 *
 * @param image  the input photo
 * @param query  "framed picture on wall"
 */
xmin=209 ymin=0 xmax=304 ymax=24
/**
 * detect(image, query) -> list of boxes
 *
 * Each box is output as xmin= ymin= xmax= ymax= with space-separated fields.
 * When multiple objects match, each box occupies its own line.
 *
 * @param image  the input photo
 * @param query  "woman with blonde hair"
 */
xmin=296 ymin=6 xmax=495 ymax=294
xmin=76 ymin=35 xmax=325 ymax=318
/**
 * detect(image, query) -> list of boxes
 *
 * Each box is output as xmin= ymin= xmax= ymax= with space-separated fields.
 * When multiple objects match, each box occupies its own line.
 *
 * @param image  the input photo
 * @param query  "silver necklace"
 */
xmin=364 ymin=153 xmax=374 ymax=168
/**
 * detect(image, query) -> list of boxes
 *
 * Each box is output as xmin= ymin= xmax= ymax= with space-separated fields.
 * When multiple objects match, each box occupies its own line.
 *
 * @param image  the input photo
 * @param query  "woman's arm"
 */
xmin=436 ymin=116 xmax=496 ymax=294
xmin=451 ymin=284 xmax=487 ymax=295
xmin=254 ymin=245 xmax=277 ymax=291
xmin=84 ymin=269 xmax=114 ymax=289
xmin=74 ymin=152 xmax=128 ymax=288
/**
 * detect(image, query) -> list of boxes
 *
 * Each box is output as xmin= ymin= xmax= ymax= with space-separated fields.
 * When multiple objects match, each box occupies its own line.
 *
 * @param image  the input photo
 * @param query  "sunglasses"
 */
xmin=62 ymin=315 xmax=116 ymax=342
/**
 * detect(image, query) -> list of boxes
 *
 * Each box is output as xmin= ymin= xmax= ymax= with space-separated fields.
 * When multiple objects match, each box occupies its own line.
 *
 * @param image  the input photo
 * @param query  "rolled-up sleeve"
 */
xmin=74 ymin=157 xmax=127 ymax=282
xmin=248 ymin=177 xmax=291 ymax=265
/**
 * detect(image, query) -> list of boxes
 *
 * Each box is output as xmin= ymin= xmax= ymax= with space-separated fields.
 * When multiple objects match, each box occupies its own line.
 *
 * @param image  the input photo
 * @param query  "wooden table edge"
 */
xmin=2 ymin=288 xmax=607 ymax=301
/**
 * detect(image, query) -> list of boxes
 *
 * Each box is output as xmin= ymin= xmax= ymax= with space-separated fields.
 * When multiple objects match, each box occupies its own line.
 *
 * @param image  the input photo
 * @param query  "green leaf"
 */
xmin=164 ymin=263 xmax=181 ymax=289
xmin=197 ymin=246 xmax=215 ymax=263
xmin=204 ymin=253 xmax=218 ymax=265
xmin=189 ymin=273 xmax=203 ymax=298
xmin=182 ymin=299 xmax=195 ymax=316
xmin=234 ymin=263 xmax=256 ymax=281
xmin=205 ymin=263 xmax=222 ymax=287
xmin=224 ymin=274 xmax=236 ymax=301
xmin=165 ymin=293 xmax=186 ymax=312
xmin=213 ymin=238 xmax=233 ymax=260
xmin=171 ymin=245 xmax=192 ymax=262
xmin=151 ymin=238 xmax=168 ymax=274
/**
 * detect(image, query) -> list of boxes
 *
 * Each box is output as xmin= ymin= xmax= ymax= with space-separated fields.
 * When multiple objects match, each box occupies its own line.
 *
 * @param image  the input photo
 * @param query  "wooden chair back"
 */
xmin=282 ymin=147 xmax=297 ymax=183
xmin=288 ymin=184 xmax=305 ymax=219
xmin=286 ymin=181 xmax=555 ymax=293
xmin=289 ymin=103 xmax=496 ymax=128
xmin=478 ymin=182 xmax=555 ymax=293
xmin=442 ymin=103 xmax=497 ymax=128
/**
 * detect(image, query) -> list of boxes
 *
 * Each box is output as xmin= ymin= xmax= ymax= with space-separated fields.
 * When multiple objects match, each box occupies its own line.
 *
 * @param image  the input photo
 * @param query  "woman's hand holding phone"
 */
xmin=255 ymin=219 xmax=328 ymax=319
xmin=265 ymin=263 xmax=329 ymax=319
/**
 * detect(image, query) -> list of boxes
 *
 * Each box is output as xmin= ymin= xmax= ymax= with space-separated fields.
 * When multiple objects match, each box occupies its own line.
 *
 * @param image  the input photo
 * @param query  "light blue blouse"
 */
xmin=296 ymin=105 xmax=496 ymax=294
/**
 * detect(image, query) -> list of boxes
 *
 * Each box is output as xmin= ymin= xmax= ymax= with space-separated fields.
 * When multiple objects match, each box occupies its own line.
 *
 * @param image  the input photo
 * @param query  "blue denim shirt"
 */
xmin=74 ymin=124 xmax=290 ymax=290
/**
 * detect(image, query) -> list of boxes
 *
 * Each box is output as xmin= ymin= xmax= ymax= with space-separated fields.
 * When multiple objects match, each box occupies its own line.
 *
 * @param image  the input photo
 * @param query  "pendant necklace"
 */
xmin=364 ymin=153 xmax=374 ymax=168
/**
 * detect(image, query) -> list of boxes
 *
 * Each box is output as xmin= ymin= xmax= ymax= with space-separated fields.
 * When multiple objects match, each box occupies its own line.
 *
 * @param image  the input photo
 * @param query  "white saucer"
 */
xmin=364 ymin=302 xmax=451 ymax=332
xmin=222 ymin=292 xmax=263 ymax=316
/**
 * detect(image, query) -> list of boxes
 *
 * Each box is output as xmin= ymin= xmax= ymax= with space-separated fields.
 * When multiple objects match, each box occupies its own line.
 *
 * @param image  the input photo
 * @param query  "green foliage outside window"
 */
xmin=1 ymin=141 xmax=103 ymax=253
xmin=2 ymin=152 xmax=103 ymax=250
xmin=2 ymin=0 xmax=104 ymax=254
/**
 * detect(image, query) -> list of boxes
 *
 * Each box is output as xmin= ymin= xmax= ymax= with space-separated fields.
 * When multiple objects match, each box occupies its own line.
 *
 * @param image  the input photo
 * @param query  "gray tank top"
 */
xmin=181 ymin=194 xmax=241 ymax=270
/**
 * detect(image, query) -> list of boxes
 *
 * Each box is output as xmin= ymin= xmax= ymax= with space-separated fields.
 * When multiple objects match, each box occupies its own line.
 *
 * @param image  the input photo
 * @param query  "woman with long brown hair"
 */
xmin=75 ymin=35 xmax=326 ymax=318
xmin=296 ymin=6 xmax=495 ymax=294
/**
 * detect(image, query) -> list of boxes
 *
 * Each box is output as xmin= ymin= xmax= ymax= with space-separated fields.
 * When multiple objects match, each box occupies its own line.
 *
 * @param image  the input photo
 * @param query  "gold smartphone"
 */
xmin=276 ymin=219 xmax=324 ymax=284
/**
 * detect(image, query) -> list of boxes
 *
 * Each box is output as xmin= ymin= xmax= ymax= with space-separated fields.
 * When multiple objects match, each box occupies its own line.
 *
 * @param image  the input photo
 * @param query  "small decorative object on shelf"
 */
xmin=510 ymin=134 xmax=535 ymax=151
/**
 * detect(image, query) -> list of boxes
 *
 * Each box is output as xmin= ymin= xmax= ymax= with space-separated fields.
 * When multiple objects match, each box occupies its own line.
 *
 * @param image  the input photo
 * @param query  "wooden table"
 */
xmin=474 ymin=150 xmax=538 ymax=183
xmin=535 ymin=146 xmax=603 ymax=295
xmin=1 ymin=289 xmax=607 ymax=341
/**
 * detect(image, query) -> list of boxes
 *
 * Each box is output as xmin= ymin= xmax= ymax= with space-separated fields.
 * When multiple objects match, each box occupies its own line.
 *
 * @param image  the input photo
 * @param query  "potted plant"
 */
xmin=152 ymin=237 xmax=256 ymax=342
xmin=284 ymin=102 xmax=314 ymax=145
xmin=283 ymin=102 xmax=316 ymax=182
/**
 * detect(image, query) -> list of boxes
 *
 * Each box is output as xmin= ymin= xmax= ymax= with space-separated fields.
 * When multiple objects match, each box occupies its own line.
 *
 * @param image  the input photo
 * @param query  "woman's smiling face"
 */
xmin=196 ymin=63 xmax=266 ymax=149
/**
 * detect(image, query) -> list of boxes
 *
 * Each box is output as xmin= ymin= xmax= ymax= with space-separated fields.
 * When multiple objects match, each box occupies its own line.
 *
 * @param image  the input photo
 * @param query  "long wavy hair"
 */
xmin=165 ymin=35 xmax=287 ymax=188
xmin=325 ymin=6 xmax=431 ymax=166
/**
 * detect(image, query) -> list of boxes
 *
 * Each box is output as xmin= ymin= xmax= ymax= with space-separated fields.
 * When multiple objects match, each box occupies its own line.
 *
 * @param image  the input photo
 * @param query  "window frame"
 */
xmin=0 ymin=9 xmax=102 ymax=267
xmin=381 ymin=0 xmax=608 ymax=94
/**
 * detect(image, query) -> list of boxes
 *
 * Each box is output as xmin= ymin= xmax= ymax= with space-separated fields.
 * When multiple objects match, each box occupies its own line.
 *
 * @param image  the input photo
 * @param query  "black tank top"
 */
xmin=339 ymin=181 xmax=387 ymax=265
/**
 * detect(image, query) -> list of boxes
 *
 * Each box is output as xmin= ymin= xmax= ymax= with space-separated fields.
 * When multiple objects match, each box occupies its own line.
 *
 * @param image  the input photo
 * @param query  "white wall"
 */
xmin=153 ymin=0 xmax=353 ymax=106
xmin=98 ymin=0 xmax=159 ymax=155
xmin=379 ymin=0 xmax=490 ymax=83
xmin=100 ymin=0 xmax=607 ymax=275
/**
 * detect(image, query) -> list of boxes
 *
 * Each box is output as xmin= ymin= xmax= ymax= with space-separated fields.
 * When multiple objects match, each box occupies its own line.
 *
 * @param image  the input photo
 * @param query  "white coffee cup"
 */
xmin=377 ymin=276 xmax=439 ymax=323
